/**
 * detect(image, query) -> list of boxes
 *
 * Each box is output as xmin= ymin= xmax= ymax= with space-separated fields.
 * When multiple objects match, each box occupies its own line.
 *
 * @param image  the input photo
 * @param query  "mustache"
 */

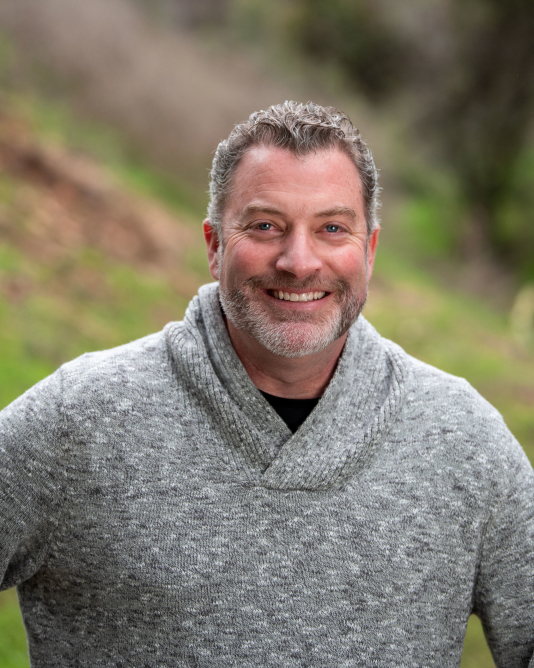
xmin=242 ymin=275 xmax=351 ymax=294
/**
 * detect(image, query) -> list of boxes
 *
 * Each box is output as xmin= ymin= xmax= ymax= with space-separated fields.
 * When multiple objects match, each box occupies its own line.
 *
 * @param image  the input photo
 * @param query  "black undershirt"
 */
xmin=260 ymin=391 xmax=319 ymax=434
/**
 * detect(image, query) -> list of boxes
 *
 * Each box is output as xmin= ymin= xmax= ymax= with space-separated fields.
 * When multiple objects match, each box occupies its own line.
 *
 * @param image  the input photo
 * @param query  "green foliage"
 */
xmin=0 ymin=590 xmax=29 ymax=668
xmin=0 ymin=91 xmax=203 ymax=668
xmin=392 ymin=165 xmax=462 ymax=261
xmin=398 ymin=197 xmax=457 ymax=258
xmin=461 ymin=616 xmax=495 ymax=668
xmin=0 ymin=33 xmax=16 ymax=90
xmin=287 ymin=0 xmax=406 ymax=102
xmin=494 ymin=149 xmax=534 ymax=280
xmin=230 ymin=0 xmax=292 ymax=45
xmin=433 ymin=0 xmax=534 ymax=266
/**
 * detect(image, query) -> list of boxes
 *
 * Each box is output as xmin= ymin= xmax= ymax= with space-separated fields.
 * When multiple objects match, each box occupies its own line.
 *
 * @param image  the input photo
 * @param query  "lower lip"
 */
xmin=265 ymin=291 xmax=331 ymax=309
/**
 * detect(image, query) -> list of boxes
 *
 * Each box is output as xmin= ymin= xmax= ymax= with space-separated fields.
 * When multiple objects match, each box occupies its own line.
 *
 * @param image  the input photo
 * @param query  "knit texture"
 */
xmin=1 ymin=282 xmax=534 ymax=667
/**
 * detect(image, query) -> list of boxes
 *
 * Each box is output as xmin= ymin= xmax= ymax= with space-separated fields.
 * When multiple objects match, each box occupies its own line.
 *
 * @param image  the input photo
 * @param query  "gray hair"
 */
xmin=207 ymin=101 xmax=380 ymax=238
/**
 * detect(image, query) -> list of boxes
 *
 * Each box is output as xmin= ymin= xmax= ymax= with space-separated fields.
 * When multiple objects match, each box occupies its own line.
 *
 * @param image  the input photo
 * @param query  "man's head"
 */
xmin=207 ymin=101 xmax=380 ymax=240
xmin=203 ymin=101 xmax=380 ymax=359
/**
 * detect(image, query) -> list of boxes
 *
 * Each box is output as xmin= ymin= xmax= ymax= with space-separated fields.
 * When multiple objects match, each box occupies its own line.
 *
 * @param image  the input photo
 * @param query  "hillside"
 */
xmin=0 ymin=97 xmax=533 ymax=668
xmin=0 ymin=101 xmax=209 ymax=408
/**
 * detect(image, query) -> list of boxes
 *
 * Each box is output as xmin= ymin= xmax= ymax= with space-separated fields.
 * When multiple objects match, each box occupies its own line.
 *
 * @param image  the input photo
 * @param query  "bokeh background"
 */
xmin=0 ymin=1 xmax=533 ymax=666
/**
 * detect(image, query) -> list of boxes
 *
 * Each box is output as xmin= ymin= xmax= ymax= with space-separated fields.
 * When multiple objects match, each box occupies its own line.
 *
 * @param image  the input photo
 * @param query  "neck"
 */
xmin=226 ymin=319 xmax=347 ymax=399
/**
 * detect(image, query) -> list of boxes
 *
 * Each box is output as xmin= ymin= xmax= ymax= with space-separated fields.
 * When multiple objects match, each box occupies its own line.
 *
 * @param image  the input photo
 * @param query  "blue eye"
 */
xmin=257 ymin=222 xmax=272 ymax=231
xmin=325 ymin=224 xmax=340 ymax=233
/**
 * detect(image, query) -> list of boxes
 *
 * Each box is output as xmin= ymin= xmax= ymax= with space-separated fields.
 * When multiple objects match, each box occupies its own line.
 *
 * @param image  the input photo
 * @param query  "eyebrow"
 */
xmin=315 ymin=206 xmax=357 ymax=221
xmin=238 ymin=204 xmax=358 ymax=221
xmin=238 ymin=204 xmax=285 ymax=221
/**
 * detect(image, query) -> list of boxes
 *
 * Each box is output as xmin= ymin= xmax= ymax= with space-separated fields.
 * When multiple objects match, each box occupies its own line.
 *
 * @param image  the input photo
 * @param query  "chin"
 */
xmin=247 ymin=321 xmax=348 ymax=358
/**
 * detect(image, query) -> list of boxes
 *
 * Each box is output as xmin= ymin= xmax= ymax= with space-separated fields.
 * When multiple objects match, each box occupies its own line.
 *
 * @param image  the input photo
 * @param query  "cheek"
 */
xmin=223 ymin=242 xmax=274 ymax=277
xmin=327 ymin=248 xmax=368 ymax=281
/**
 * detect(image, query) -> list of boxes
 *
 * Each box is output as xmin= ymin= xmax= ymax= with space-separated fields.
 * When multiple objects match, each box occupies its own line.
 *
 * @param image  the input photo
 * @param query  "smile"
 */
xmin=268 ymin=290 xmax=327 ymax=302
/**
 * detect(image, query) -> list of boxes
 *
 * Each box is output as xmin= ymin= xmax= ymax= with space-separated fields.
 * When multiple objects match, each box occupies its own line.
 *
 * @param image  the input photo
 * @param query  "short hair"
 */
xmin=207 ymin=101 xmax=380 ymax=238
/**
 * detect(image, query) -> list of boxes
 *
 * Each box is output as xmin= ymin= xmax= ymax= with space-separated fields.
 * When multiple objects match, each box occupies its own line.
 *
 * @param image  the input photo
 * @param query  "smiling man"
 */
xmin=1 ymin=102 xmax=534 ymax=667
xmin=205 ymin=142 xmax=379 ymax=400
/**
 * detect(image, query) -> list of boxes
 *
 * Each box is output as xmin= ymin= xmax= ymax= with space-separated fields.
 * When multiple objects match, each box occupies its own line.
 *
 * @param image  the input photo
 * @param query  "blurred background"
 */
xmin=0 ymin=1 xmax=533 ymax=666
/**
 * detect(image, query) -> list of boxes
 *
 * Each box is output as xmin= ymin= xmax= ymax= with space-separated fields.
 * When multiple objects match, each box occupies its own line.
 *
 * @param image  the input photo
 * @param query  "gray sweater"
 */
xmin=1 ymin=282 xmax=534 ymax=667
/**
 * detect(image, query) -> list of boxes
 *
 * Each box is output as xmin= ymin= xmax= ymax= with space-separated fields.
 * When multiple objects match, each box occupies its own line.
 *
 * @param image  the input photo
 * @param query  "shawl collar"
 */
xmin=165 ymin=283 xmax=410 ymax=491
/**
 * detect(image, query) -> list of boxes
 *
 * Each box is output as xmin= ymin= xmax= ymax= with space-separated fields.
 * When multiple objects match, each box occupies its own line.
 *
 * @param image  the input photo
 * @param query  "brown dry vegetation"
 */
xmin=0 ymin=0 xmax=298 ymax=183
xmin=0 ymin=107 xmax=202 ymax=303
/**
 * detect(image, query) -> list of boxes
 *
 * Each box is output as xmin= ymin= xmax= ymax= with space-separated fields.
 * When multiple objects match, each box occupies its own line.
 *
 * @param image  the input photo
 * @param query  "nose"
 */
xmin=275 ymin=230 xmax=323 ymax=279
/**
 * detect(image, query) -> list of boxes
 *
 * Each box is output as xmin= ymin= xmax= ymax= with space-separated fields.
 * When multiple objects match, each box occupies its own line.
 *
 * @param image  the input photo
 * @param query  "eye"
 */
xmin=256 ymin=222 xmax=273 ymax=231
xmin=325 ymin=224 xmax=342 ymax=233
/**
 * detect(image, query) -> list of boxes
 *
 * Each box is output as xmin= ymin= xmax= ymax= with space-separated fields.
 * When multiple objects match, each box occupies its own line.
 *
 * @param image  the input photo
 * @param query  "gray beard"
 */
xmin=219 ymin=274 xmax=368 ymax=358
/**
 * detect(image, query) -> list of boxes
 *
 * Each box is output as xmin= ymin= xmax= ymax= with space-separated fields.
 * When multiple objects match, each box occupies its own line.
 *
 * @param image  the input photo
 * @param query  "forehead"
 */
xmin=225 ymin=145 xmax=364 ymax=216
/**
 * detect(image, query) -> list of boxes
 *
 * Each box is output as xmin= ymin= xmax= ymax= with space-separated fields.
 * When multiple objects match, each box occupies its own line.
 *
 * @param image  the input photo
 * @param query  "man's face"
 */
xmin=204 ymin=145 xmax=380 ymax=358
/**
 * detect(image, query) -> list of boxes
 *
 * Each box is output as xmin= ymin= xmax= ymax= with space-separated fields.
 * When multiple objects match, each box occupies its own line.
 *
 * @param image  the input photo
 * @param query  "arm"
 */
xmin=0 ymin=370 xmax=67 ymax=590
xmin=473 ymin=436 xmax=534 ymax=667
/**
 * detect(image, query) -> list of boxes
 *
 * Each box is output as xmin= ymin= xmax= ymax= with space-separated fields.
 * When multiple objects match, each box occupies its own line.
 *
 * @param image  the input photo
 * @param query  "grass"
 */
xmin=0 ymin=591 xmax=28 ymax=668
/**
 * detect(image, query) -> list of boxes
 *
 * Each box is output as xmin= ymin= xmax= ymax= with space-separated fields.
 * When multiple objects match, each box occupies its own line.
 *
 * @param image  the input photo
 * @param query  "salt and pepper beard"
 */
xmin=218 ymin=245 xmax=370 ymax=359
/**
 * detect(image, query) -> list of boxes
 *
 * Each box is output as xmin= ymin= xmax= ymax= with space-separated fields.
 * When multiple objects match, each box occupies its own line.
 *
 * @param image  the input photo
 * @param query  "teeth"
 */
xmin=273 ymin=291 xmax=326 ymax=302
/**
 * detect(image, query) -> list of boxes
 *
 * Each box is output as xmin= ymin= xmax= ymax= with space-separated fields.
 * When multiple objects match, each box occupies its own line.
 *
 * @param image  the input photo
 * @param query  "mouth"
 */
xmin=267 ymin=289 xmax=328 ymax=302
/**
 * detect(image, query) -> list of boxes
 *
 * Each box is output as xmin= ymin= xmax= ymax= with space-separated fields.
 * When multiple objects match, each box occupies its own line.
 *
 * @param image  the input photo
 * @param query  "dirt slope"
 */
xmin=0 ymin=107 xmax=201 ymax=305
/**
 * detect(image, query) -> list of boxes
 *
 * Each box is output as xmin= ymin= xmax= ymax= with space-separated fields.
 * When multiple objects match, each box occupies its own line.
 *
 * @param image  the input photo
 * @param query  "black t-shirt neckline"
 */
xmin=260 ymin=391 xmax=319 ymax=433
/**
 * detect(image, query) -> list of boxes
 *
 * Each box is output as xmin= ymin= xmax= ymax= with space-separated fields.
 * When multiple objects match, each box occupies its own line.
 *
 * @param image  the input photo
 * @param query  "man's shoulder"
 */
xmin=356 ymin=318 xmax=509 ymax=434
xmin=32 ymin=327 xmax=184 ymax=417
xmin=2 ymin=326 xmax=187 ymax=426
xmin=396 ymin=346 xmax=522 ymax=461
xmin=366 ymin=321 xmax=490 ymax=413
xmin=405 ymin=351 xmax=493 ymax=412
xmin=59 ymin=329 xmax=170 ymax=385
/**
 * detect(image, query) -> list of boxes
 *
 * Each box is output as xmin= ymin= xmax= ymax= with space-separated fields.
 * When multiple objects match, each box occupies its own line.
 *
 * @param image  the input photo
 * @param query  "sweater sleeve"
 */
xmin=0 ymin=369 xmax=67 ymax=590
xmin=473 ymin=432 xmax=534 ymax=668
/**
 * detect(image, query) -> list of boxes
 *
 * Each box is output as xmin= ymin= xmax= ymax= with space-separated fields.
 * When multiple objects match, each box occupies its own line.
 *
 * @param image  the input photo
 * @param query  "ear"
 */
xmin=203 ymin=219 xmax=221 ymax=281
xmin=366 ymin=226 xmax=380 ymax=280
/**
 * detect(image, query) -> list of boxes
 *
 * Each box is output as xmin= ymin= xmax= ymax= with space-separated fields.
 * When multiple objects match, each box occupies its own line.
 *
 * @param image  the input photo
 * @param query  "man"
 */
xmin=1 ymin=101 xmax=533 ymax=667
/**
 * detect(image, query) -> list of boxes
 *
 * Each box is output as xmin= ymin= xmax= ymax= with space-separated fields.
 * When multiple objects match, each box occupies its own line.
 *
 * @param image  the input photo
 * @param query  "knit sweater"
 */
xmin=1 ymin=282 xmax=534 ymax=667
